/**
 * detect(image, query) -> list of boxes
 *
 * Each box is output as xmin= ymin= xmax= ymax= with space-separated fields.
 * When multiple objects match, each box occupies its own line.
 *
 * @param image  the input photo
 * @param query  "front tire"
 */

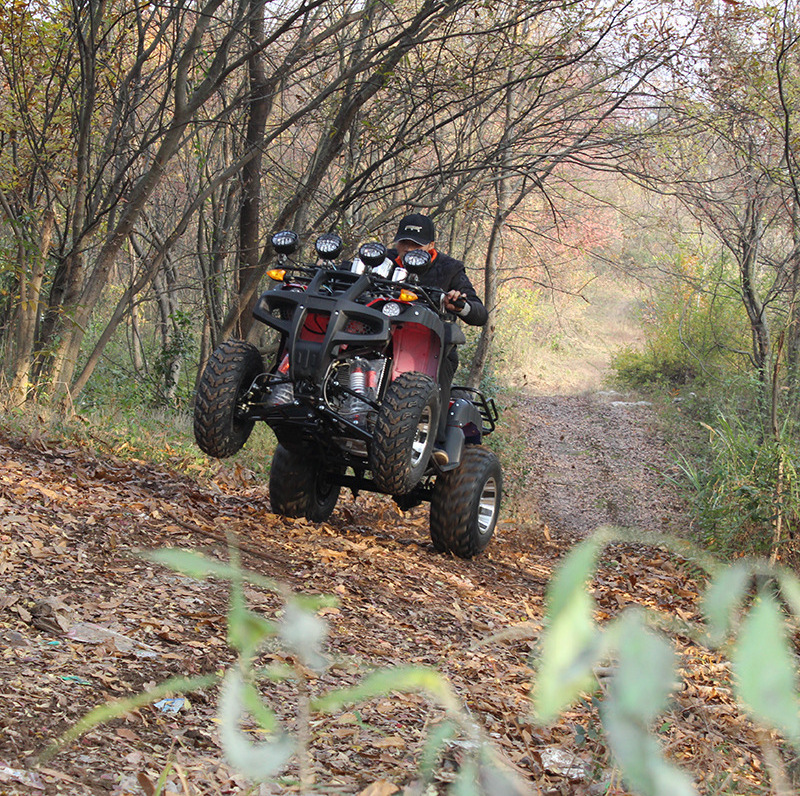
xmin=194 ymin=340 xmax=263 ymax=458
xmin=430 ymin=446 xmax=502 ymax=558
xmin=269 ymin=444 xmax=341 ymax=522
xmin=370 ymin=371 xmax=440 ymax=494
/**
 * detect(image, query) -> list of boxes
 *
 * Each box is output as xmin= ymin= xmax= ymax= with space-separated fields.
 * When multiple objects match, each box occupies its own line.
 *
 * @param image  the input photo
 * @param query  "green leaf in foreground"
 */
xmin=702 ymin=562 xmax=751 ymax=646
xmin=418 ymin=720 xmax=457 ymax=777
xmin=144 ymin=548 xmax=280 ymax=591
xmin=279 ymin=599 xmax=328 ymax=671
xmin=602 ymin=704 xmax=697 ymax=796
xmin=533 ymin=536 xmax=604 ymax=722
xmin=733 ymin=591 xmax=800 ymax=746
xmin=219 ymin=669 xmax=294 ymax=781
xmin=450 ymin=757 xmax=480 ymax=796
xmin=227 ymin=600 xmax=277 ymax=655
xmin=40 ymin=673 xmax=219 ymax=761
xmin=602 ymin=611 xmax=696 ymax=796
xmin=609 ymin=610 xmax=677 ymax=723
xmin=312 ymin=666 xmax=461 ymax=715
xmin=777 ymin=569 xmax=800 ymax=620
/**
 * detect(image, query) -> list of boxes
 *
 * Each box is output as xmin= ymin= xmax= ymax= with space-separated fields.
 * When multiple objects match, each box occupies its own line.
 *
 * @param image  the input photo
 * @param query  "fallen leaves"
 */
xmin=0 ymin=421 xmax=775 ymax=796
xmin=357 ymin=780 xmax=400 ymax=796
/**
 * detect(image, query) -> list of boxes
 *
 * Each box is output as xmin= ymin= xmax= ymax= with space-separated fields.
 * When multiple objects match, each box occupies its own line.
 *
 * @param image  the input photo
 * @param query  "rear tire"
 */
xmin=430 ymin=446 xmax=502 ymax=558
xmin=370 ymin=371 xmax=440 ymax=494
xmin=194 ymin=340 xmax=263 ymax=458
xmin=269 ymin=444 xmax=341 ymax=522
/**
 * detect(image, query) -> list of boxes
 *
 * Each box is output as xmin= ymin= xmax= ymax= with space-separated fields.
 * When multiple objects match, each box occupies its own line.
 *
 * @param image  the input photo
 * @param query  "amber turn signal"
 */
xmin=267 ymin=268 xmax=287 ymax=281
xmin=398 ymin=289 xmax=418 ymax=302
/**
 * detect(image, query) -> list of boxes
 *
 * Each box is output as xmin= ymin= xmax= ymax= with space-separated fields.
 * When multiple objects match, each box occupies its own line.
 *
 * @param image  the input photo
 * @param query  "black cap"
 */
xmin=393 ymin=213 xmax=435 ymax=246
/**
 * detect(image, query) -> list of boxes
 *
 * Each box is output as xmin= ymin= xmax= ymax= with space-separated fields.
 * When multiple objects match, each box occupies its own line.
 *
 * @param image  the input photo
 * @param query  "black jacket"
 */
xmin=391 ymin=249 xmax=488 ymax=327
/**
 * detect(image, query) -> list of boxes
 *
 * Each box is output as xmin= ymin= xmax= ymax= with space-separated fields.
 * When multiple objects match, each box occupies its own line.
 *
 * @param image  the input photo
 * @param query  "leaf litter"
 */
xmin=0 ymin=394 xmax=780 ymax=794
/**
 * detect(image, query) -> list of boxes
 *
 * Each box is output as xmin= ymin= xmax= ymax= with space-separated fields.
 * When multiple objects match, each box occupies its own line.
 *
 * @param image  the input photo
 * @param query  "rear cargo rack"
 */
xmin=451 ymin=386 xmax=499 ymax=435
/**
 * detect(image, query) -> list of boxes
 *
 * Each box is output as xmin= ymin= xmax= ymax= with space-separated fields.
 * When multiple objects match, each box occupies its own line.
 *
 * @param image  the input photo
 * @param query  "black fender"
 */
xmin=446 ymin=398 xmax=483 ymax=444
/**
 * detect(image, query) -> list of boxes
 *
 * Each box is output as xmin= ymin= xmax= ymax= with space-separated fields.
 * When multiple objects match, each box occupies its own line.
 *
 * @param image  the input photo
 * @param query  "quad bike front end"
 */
xmin=193 ymin=232 xmax=502 ymax=558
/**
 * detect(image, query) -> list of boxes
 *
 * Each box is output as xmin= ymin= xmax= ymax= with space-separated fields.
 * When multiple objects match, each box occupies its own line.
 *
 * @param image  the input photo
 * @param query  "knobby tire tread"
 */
xmin=194 ymin=340 xmax=262 ymax=459
xmin=269 ymin=444 xmax=313 ymax=518
xmin=370 ymin=371 xmax=439 ymax=494
xmin=430 ymin=445 xmax=502 ymax=559
xmin=269 ymin=444 xmax=340 ymax=522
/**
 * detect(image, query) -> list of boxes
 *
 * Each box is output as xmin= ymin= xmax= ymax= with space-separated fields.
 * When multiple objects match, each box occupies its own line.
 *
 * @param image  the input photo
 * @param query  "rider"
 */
xmin=389 ymin=213 xmax=488 ymax=465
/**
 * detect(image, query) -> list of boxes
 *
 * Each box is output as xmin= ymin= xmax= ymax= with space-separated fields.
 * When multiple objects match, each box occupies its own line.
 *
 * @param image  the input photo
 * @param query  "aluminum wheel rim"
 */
xmin=477 ymin=476 xmax=499 ymax=536
xmin=410 ymin=405 xmax=433 ymax=468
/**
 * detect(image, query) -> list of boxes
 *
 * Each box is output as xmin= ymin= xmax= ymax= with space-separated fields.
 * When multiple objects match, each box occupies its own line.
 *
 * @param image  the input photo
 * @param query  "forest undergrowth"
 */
xmin=0 ymin=383 xmax=791 ymax=795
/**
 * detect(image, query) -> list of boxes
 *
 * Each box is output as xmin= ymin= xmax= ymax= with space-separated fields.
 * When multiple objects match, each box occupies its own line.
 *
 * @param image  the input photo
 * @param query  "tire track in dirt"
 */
xmin=515 ymin=390 xmax=689 ymax=539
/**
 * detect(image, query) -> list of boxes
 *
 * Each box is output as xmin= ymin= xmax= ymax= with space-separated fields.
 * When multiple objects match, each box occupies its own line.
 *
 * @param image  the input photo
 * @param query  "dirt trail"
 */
xmin=518 ymin=391 xmax=688 ymax=539
xmin=0 ymin=394 xmax=760 ymax=796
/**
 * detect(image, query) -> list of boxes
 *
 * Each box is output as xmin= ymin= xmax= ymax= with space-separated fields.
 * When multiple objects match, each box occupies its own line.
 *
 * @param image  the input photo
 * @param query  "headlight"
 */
xmin=358 ymin=241 xmax=388 ymax=268
xmin=315 ymin=233 xmax=343 ymax=260
xmin=402 ymin=249 xmax=432 ymax=275
xmin=382 ymin=302 xmax=401 ymax=317
xmin=271 ymin=230 xmax=298 ymax=254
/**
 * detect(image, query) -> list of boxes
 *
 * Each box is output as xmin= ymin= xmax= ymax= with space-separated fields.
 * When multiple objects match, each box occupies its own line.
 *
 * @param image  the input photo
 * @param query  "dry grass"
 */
xmin=498 ymin=274 xmax=644 ymax=395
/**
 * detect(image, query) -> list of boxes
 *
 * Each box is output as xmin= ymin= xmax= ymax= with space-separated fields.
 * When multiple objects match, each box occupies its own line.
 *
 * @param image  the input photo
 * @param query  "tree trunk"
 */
xmin=69 ymin=153 xmax=252 ymax=400
xmin=784 ymin=197 xmax=800 ymax=406
xmin=739 ymin=194 xmax=772 ymax=434
xmin=130 ymin=302 xmax=145 ymax=374
xmin=236 ymin=0 xmax=270 ymax=340
xmin=153 ymin=261 xmax=182 ymax=405
xmin=218 ymin=0 xmax=468 ymax=340
xmin=47 ymin=0 xmax=234 ymax=407
xmin=9 ymin=210 xmax=54 ymax=406
xmin=467 ymin=213 xmax=501 ymax=389
xmin=200 ymin=181 xmax=238 ymax=351
xmin=467 ymin=70 xmax=515 ymax=389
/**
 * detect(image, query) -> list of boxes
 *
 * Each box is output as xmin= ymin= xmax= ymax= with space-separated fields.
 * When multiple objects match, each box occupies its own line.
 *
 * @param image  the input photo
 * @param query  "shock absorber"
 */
xmin=366 ymin=364 xmax=377 ymax=400
xmin=349 ymin=358 xmax=366 ymax=396
xmin=267 ymin=353 xmax=294 ymax=406
xmin=367 ymin=358 xmax=385 ymax=401
xmin=347 ymin=357 xmax=371 ymax=425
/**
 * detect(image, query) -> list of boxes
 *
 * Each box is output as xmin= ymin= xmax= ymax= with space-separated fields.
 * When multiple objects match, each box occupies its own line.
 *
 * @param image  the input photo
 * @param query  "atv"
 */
xmin=193 ymin=230 xmax=501 ymax=558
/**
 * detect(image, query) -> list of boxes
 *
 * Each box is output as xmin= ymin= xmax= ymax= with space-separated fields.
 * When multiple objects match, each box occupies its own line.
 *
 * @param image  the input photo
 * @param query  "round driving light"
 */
xmin=381 ymin=302 xmax=402 ymax=317
xmin=271 ymin=230 xmax=299 ymax=255
xmin=402 ymin=249 xmax=432 ymax=275
xmin=358 ymin=241 xmax=388 ymax=268
xmin=315 ymin=233 xmax=343 ymax=260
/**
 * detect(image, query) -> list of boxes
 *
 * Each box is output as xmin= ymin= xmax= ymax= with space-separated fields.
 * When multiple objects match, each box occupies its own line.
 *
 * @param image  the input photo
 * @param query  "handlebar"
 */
xmin=271 ymin=259 xmax=463 ymax=318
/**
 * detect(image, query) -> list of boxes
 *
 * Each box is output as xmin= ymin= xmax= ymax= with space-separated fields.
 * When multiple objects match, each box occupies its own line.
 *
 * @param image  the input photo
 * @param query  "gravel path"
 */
xmin=517 ymin=390 xmax=689 ymax=539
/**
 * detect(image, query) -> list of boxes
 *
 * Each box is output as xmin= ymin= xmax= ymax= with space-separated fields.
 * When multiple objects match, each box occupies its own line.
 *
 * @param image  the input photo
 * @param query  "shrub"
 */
xmin=535 ymin=528 xmax=800 ymax=796
xmin=677 ymin=412 xmax=800 ymax=560
xmin=611 ymin=254 xmax=745 ymax=390
xmin=49 ymin=531 xmax=800 ymax=796
xmin=611 ymin=345 xmax=697 ymax=388
xmin=46 ymin=545 xmax=530 ymax=795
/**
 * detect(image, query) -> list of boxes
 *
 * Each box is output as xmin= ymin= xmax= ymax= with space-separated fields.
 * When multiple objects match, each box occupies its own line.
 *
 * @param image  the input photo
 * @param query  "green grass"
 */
xmin=483 ymin=388 xmax=536 ymax=522
xmin=0 ymin=401 xmax=278 ymax=481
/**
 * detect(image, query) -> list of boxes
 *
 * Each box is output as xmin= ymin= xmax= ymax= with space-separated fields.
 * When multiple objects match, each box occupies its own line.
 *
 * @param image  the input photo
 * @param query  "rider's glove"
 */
xmin=440 ymin=293 xmax=470 ymax=317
